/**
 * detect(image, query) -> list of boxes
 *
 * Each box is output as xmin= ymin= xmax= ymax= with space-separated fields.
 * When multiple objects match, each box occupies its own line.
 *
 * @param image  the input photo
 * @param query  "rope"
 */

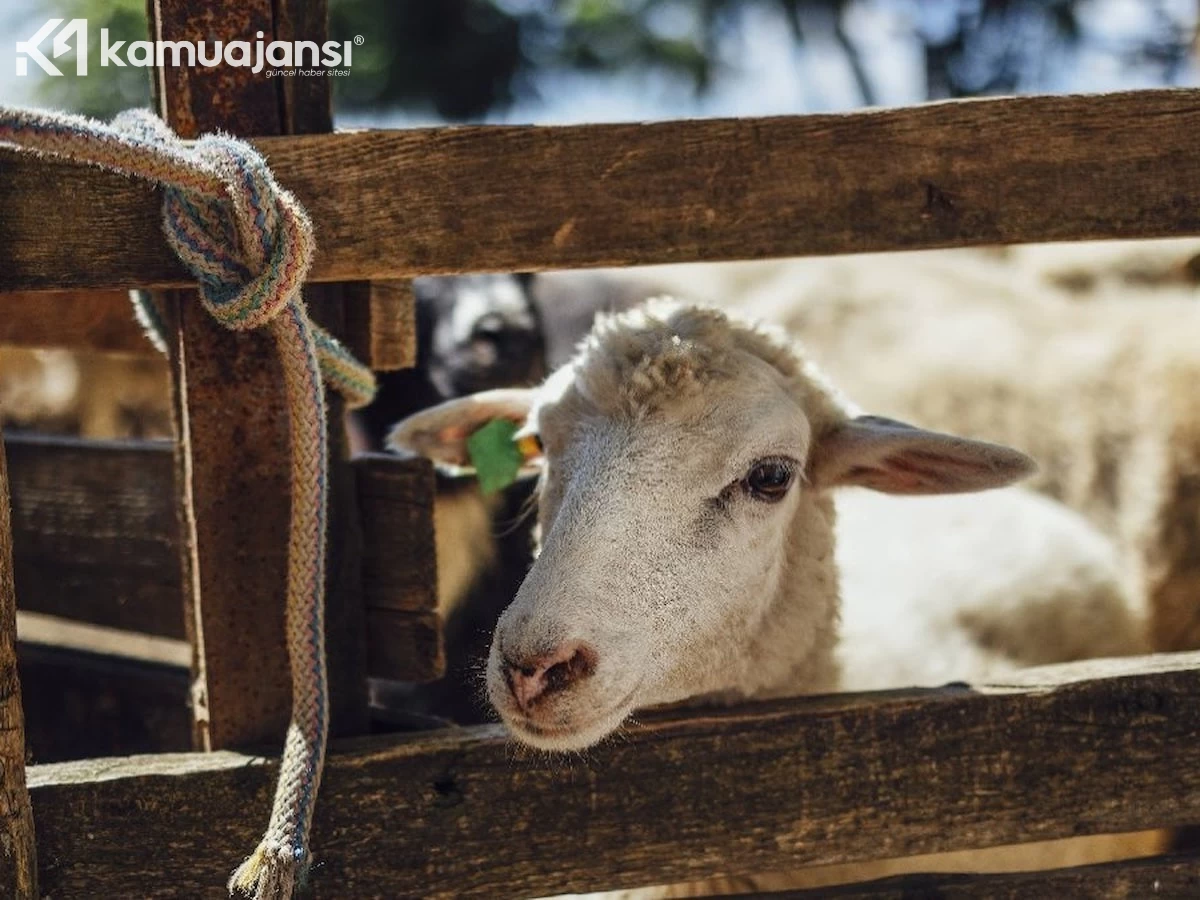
xmin=0 ymin=105 xmax=377 ymax=899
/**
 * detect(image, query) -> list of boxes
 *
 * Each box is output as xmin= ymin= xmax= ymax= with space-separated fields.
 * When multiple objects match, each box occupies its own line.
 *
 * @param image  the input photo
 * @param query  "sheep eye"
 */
xmin=743 ymin=460 xmax=795 ymax=502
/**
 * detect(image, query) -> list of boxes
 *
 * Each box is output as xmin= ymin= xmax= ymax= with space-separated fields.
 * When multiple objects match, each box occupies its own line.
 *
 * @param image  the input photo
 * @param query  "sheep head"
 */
xmin=389 ymin=299 xmax=1036 ymax=751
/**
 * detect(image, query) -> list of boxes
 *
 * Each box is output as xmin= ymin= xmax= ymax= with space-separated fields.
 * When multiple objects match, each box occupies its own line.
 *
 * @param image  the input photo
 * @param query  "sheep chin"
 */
xmin=499 ymin=699 xmax=636 ymax=753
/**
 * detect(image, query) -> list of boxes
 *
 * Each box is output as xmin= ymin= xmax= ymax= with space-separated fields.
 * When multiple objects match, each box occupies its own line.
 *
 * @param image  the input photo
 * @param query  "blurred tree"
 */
xmin=31 ymin=0 xmax=1199 ymax=122
xmin=33 ymin=0 xmax=153 ymax=118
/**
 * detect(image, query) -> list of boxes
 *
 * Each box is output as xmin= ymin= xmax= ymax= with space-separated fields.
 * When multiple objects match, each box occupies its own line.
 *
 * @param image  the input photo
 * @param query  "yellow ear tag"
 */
xmin=516 ymin=434 xmax=542 ymax=460
xmin=467 ymin=419 xmax=524 ymax=495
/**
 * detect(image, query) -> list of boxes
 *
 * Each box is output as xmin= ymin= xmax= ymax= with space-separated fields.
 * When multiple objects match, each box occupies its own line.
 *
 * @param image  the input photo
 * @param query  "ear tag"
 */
xmin=467 ymin=419 xmax=525 ymax=495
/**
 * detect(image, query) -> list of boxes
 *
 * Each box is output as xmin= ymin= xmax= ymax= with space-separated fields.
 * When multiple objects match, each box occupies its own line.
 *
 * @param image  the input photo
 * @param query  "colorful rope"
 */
xmin=0 ymin=105 xmax=377 ymax=899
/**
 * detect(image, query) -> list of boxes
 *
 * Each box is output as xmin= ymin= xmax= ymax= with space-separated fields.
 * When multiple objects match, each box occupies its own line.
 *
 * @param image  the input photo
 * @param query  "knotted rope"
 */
xmin=0 ymin=105 xmax=377 ymax=899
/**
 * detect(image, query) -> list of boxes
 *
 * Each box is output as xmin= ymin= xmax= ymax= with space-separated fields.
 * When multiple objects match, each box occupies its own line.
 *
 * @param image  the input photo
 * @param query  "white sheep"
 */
xmin=588 ymin=249 xmax=1200 ymax=655
xmin=390 ymin=299 xmax=1158 ymax=892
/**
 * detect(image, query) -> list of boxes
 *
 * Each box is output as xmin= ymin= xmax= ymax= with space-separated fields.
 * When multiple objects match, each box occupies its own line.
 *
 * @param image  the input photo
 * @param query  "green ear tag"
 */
xmin=467 ymin=418 xmax=524 ymax=495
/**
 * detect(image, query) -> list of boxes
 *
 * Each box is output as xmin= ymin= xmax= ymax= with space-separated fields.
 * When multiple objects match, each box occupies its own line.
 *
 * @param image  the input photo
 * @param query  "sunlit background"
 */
xmin=1 ymin=1 xmax=1198 ymax=125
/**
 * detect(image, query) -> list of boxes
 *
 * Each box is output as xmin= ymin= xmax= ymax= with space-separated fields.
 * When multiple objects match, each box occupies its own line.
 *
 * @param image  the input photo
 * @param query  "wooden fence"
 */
xmin=3 ymin=0 xmax=1200 ymax=896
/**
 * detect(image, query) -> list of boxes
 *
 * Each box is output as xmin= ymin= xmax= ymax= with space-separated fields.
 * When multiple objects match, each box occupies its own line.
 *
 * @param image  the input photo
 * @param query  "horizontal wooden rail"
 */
xmin=7 ymin=436 xmax=184 ymax=638
xmin=6 ymin=436 xmax=439 ymax=681
xmin=18 ymin=640 xmax=191 ymax=764
xmin=5 ymin=89 xmax=1200 ymax=291
xmin=746 ymin=852 xmax=1200 ymax=899
xmin=26 ymin=652 xmax=1200 ymax=898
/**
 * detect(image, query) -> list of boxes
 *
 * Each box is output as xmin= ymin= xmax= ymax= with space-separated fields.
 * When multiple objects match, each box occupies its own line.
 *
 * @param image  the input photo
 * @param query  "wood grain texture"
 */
xmin=18 ymin=641 xmax=190 ymax=765
xmin=164 ymin=282 xmax=298 ymax=749
xmin=0 ymin=291 xmax=153 ymax=353
xmin=0 ymin=437 xmax=38 ymax=900
xmin=151 ymin=0 xmax=316 ymax=750
xmin=343 ymin=280 xmax=418 ymax=371
xmin=25 ymin=652 xmax=1200 ymax=899
xmin=366 ymin=609 xmax=444 ymax=683
xmin=7 ymin=435 xmax=183 ymax=640
xmin=308 ymin=281 xmax=372 ymax=735
xmin=355 ymin=451 xmax=437 ymax=614
xmin=147 ymin=0 xmax=283 ymax=140
xmin=732 ymin=852 xmax=1200 ymax=898
xmin=7 ymin=436 xmax=438 ymax=669
xmin=7 ymin=89 xmax=1200 ymax=291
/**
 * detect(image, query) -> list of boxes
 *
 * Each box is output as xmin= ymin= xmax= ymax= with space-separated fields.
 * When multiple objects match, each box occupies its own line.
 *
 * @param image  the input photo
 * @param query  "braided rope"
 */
xmin=0 ymin=105 xmax=377 ymax=899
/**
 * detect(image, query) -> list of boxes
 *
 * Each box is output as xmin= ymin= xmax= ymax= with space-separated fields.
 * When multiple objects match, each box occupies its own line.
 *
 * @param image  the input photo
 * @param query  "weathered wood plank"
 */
xmin=7 ymin=435 xmax=183 ymax=639
xmin=6 ymin=89 xmax=1200 ymax=291
xmin=25 ymin=653 xmax=1200 ymax=899
xmin=16 ymin=611 xmax=189 ymax=669
xmin=343 ymin=280 xmax=418 ymax=371
xmin=366 ymin=609 xmax=444 ymax=683
xmin=17 ymin=640 xmax=190 ymax=765
xmin=732 ymin=852 xmax=1200 ymax=899
xmin=0 ymin=290 xmax=153 ymax=353
xmin=355 ymin=451 xmax=437 ymax=614
xmin=7 ymin=436 xmax=438 ymax=663
xmin=0 ymin=436 xmax=37 ymax=899
xmin=151 ymin=0 xmax=334 ymax=750
xmin=0 ymin=283 xmax=412 ymax=360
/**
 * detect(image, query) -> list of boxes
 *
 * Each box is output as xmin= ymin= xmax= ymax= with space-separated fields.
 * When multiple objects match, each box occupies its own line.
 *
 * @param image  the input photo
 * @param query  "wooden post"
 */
xmin=0 ymin=437 xmax=37 ymax=899
xmin=149 ymin=0 xmax=368 ymax=749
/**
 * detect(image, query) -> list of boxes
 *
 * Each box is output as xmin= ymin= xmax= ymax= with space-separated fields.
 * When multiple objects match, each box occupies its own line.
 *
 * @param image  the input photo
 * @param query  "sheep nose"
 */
xmin=502 ymin=642 xmax=598 ymax=711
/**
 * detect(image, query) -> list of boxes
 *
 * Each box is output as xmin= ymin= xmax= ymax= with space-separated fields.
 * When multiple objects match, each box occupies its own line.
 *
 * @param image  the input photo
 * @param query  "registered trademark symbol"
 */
xmin=354 ymin=35 xmax=365 ymax=46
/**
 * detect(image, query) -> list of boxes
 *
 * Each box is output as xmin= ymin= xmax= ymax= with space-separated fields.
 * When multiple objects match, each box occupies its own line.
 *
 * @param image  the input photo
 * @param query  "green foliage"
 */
xmin=34 ymin=0 xmax=152 ymax=118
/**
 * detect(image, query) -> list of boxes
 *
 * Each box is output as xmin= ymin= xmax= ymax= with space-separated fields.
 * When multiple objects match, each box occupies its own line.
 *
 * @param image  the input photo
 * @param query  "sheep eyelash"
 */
xmin=706 ymin=456 xmax=800 ymax=510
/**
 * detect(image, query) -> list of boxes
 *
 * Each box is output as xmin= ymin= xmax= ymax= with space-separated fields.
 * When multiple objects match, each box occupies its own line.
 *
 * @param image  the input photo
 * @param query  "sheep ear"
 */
xmin=386 ymin=388 xmax=539 ymax=472
xmin=809 ymin=415 xmax=1036 ymax=495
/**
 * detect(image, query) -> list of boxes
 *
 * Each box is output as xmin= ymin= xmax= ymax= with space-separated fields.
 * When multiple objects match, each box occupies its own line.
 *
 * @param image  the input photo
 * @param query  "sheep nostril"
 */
xmin=543 ymin=659 xmax=572 ymax=693
xmin=501 ymin=643 xmax=598 ymax=710
xmin=543 ymin=645 xmax=598 ymax=695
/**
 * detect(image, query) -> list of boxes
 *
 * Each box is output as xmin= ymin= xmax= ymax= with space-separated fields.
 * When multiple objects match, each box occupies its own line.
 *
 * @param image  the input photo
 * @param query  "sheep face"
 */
xmin=490 ymin=354 xmax=821 ymax=749
xmin=389 ymin=300 xmax=1036 ymax=751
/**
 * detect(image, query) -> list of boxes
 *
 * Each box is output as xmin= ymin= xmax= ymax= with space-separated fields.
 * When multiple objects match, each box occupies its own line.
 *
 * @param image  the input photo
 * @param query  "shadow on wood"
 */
xmin=26 ymin=652 xmax=1200 ymax=898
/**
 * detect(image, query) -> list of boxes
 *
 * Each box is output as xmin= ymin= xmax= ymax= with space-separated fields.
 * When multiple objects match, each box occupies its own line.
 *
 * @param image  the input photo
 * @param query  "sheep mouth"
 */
xmin=499 ymin=681 xmax=643 ymax=750
xmin=508 ymin=718 xmax=586 ymax=740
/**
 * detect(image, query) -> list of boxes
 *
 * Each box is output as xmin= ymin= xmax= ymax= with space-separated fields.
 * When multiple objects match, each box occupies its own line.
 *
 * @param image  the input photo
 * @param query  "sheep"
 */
xmin=999 ymin=237 xmax=1200 ymax=300
xmin=359 ymin=271 xmax=672 ymax=724
xmin=389 ymin=299 xmax=1160 ymax=894
xmin=389 ymin=297 xmax=1146 ymax=737
xmin=352 ymin=273 xmax=546 ymax=452
xmin=593 ymin=249 xmax=1200 ymax=654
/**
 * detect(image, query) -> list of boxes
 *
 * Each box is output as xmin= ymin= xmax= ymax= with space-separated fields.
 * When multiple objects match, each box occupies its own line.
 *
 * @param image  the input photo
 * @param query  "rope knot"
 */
xmin=0 ymin=104 xmax=379 ymax=899
xmin=163 ymin=135 xmax=315 ymax=332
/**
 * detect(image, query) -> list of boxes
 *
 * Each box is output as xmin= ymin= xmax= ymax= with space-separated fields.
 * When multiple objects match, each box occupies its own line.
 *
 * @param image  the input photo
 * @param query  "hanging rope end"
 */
xmin=229 ymin=841 xmax=305 ymax=900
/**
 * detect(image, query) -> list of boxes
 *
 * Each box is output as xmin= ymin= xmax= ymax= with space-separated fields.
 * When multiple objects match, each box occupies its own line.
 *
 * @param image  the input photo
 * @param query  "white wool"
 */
xmin=393 ymin=297 xmax=1146 ymax=724
xmin=836 ymin=487 xmax=1146 ymax=693
xmin=602 ymin=245 xmax=1200 ymax=653
xmin=498 ymin=298 xmax=1155 ymax=900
